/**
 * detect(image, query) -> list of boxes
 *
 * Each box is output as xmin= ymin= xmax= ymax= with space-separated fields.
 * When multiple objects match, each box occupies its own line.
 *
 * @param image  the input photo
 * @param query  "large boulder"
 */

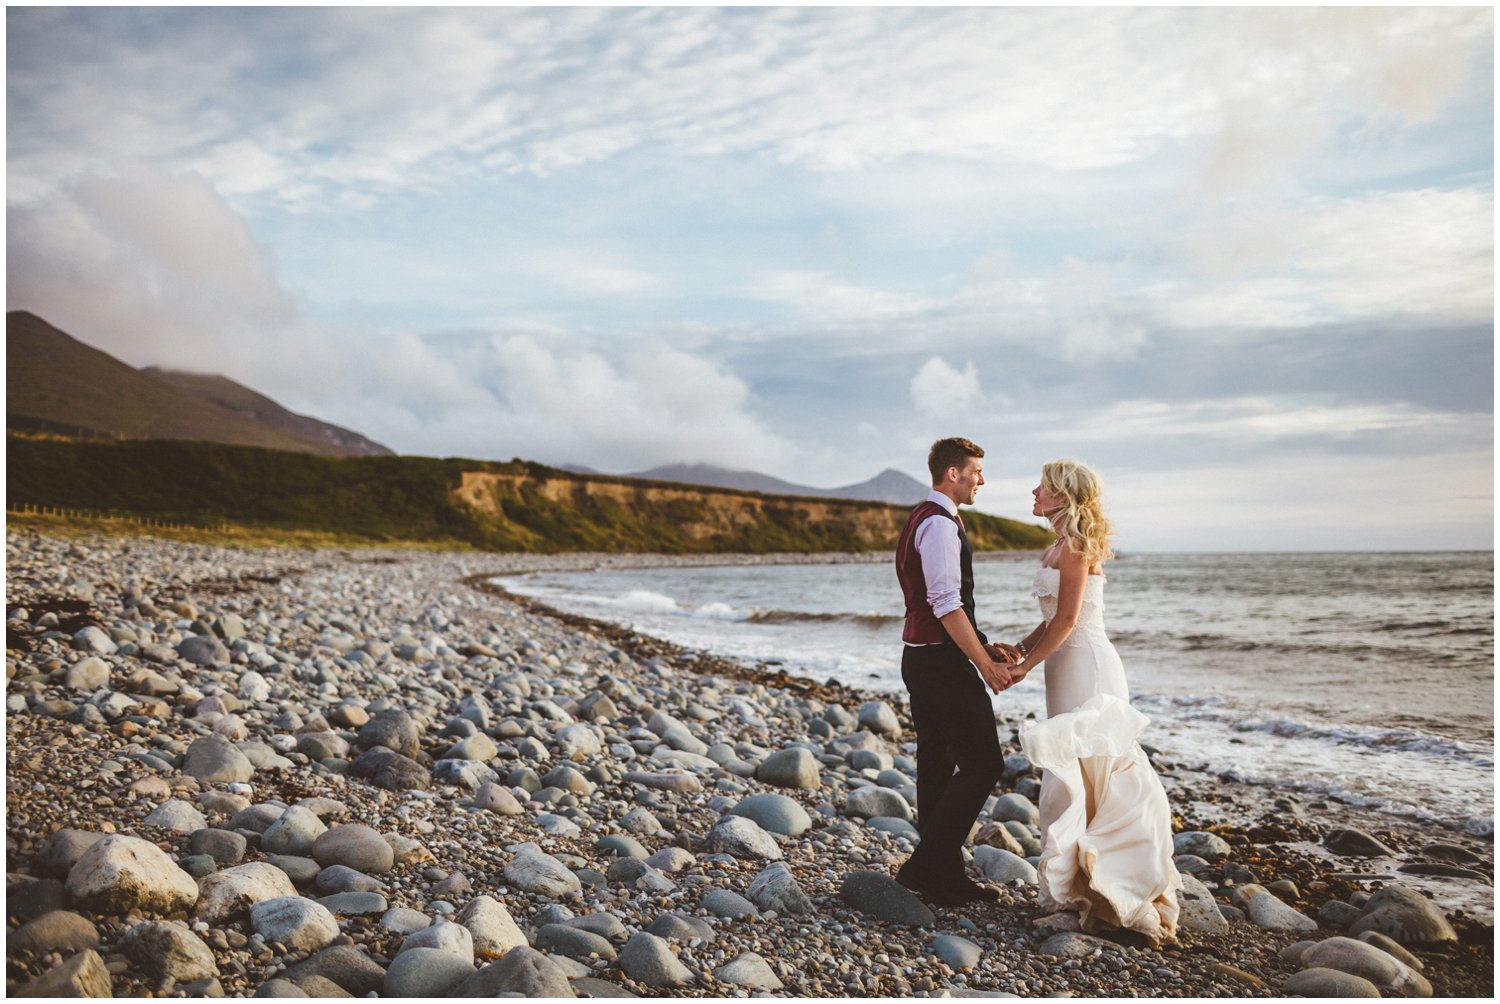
xmin=1349 ymin=884 xmax=1458 ymax=946
xmin=117 ymin=920 xmax=218 ymax=984
xmin=844 ymin=786 xmax=911 ymax=821
xmin=384 ymin=947 xmax=475 ymax=997
xmin=972 ymin=845 xmax=1037 ymax=883
xmin=619 ymin=931 xmax=693 ymax=987
xmin=715 ymin=951 xmax=783 ymax=989
xmin=1301 ymin=937 xmax=1433 ymax=997
xmin=16 ymin=949 xmax=113 ymax=997
xmin=1241 ymin=885 xmax=1318 ymax=933
xmin=1173 ymin=831 xmax=1231 ymax=859
xmin=1325 ymin=828 xmax=1397 ymax=858
xmin=456 ymin=945 xmax=575 ymax=997
xmin=312 ymin=824 xmax=395 ymax=874
xmin=1176 ymin=870 xmax=1230 ymax=935
xmin=358 ymin=709 xmax=422 ymax=758
xmin=194 ymin=862 xmax=297 ymax=923
xmin=65 ymin=835 xmax=199 ymax=915
xmin=261 ymin=806 xmax=329 ymax=857
xmin=503 ymin=843 xmax=581 ymax=898
xmin=250 ymin=896 xmax=339 ymax=954
xmin=755 ymin=747 xmax=821 ymax=790
xmin=1283 ymin=967 xmax=1381 ymax=997
xmin=728 ymin=794 xmax=812 ymax=837
xmin=746 ymin=862 xmax=813 ymax=915
xmin=857 ymin=701 xmax=900 ymax=736
xmin=7 ymin=910 xmax=100 ymax=955
xmin=280 ymin=944 xmax=387 ymax=996
xmin=182 ymin=734 xmax=255 ymax=784
xmin=838 ymin=871 xmax=935 ymax=927
xmin=706 ymin=816 xmax=782 ymax=860
xmin=458 ymin=895 xmax=527 ymax=960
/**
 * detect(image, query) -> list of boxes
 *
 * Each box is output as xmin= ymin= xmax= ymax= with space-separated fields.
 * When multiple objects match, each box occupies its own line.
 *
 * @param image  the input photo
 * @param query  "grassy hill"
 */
xmin=6 ymin=435 xmax=1054 ymax=554
xmin=6 ymin=311 xmax=391 ymax=457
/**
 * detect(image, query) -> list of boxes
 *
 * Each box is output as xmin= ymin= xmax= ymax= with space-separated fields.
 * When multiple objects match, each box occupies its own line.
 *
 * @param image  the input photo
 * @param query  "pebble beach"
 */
xmin=5 ymin=530 xmax=1493 ymax=998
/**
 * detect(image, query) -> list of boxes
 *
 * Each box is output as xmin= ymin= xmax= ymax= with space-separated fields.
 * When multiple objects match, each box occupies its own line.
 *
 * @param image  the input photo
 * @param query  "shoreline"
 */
xmin=6 ymin=531 xmax=1494 ymax=997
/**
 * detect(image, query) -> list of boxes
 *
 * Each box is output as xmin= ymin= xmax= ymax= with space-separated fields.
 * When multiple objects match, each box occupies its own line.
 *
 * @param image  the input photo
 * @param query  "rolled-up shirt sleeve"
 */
xmin=913 ymin=514 xmax=962 ymax=619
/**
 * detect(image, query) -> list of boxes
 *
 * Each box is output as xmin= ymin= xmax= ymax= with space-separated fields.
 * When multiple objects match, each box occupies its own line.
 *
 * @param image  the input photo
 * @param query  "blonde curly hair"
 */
xmin=1041 ymin=459 xmax=1114 ymax=567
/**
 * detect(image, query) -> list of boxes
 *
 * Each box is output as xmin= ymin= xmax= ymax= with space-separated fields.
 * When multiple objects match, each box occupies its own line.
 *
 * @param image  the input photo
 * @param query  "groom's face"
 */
xmin=954 ymin=458 xmax=984 ymax=505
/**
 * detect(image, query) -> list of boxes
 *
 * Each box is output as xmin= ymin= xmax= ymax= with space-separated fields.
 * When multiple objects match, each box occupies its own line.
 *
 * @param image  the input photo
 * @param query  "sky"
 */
xmin=6 ymin=6 xmax=1494 ymax=551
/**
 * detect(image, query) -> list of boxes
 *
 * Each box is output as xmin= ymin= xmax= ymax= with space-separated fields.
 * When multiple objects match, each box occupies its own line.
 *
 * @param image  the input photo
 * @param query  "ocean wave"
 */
xmin=748 ymin=609 xmax=902 ymax=628
xmin=1201 ymin=769 xmax=1495 ymax=838
xmin=1173 ymin=707 xmax=1493 ymax=767
xmin=605 ymin=589 xmax=680 ymax=614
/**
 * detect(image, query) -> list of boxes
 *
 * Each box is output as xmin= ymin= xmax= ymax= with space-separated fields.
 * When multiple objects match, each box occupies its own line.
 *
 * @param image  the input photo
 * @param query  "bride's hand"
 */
xmin=980 ymin=659 xmax=1012 ymax=693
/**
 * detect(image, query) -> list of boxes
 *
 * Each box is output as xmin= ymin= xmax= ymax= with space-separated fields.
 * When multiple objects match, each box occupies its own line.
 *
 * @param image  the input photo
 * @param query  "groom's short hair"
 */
xmin=928 ymin=437 xmax=984 ymax=484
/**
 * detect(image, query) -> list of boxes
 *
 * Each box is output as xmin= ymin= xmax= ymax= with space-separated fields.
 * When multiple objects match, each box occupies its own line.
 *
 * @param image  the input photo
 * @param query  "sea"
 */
xmin=492 ymin=551 xmax=1495 ymax=838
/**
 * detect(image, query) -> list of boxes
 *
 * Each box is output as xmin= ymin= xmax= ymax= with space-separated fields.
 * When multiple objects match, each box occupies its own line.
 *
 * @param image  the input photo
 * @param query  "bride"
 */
xmin=1002 ymin=459 xmax=1180 ymax=945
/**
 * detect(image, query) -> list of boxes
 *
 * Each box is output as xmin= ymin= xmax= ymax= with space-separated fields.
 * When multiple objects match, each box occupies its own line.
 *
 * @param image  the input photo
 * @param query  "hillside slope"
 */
xmin=143 ymin=368 xmax=390 ymax=456
xmin=7 ymin=435 xmax=1054 ymax=554
xmin=6 ymin=311 xmax=391 ymax=457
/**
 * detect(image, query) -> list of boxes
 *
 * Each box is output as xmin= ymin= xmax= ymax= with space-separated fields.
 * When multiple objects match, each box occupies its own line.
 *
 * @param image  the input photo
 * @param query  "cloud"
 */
xmin=4 ymin=166 xmax=798 ymax=473
xmin=1160 ymin=187 xmax=1493 ymax=329
xmin=9 ymin=7 xmax=1488 ymax=207
xmin=746 ymin=270 xmax=934 ymax=324
xmin=1057 ymin=396 xmax=1472 ymax=445
xmin=910 ymin=357 xmax=981 ymax=420
xmin=7 ymin=167 xmax=297 ymax=370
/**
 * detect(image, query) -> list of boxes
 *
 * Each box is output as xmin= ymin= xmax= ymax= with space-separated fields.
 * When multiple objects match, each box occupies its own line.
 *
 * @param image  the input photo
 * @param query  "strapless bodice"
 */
xmin=1033 ymin=566 xmax=1107 ymax=631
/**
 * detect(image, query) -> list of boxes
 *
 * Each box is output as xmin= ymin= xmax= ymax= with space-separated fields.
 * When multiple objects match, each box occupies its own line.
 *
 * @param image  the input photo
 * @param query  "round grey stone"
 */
xmin=456 ymin=945 xmax=572 ymax=996
xmin=311 ymin=824 xmax=394 ymax=874
xmin=1283 ymin=967 xmax=1381 ymax=997
xmin=1173 ymin=830 xmax=1231 ymax=859
xmin=249 ymin=896 xmax=339 ymax=953
xmin=261 ymin=805 xmax=328 ymax=857
xmin=619 ymin=931 xmax=692 ymax=987
xmin=706 ymin=815 xmax=783 ymax=860
xmin=118 ymin=920 xmax=217 ymax=983
xmin=990 ymin=793 xmax=1039 ymax=826
xmin=746 ymin=862 xmax=813 ymax=914
xmin=755 ymin=747 xmax=821 ymax=790
xmin=701 ymin=888 xmax=759 ymax=920
xmin=838 ymin=870 xmax=934 ymax=927
xmin=715 ymin=951 xmax=782 ymax=989
xmin=384 ymin=947 xmax=474 ymax=997
xmin=933 ymin=934 xmax=982 ymax=969
xmin=535 ymin=923 xmax=618 ymax=961
xmin=182 ymin=734 xmax=254 ymax=784
xmin=729 ymin=793 xmax=812 ymax=836
xmin=1349 ymin=884 xmax=1458 ymax=945
xmin=844 ymin=785 xmax=911 ymax=821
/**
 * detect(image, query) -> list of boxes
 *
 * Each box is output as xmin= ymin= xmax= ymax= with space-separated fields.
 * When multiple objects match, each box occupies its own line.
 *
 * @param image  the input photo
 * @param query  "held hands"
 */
xmin=982 ymin=642 xmax=1032 ymax=692
xmin=979 ymin=658 xmax=1013 ymax=694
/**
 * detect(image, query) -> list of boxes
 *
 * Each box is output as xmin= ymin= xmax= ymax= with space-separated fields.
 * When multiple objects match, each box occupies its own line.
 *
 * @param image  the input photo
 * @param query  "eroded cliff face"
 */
xmin=456 ymin=470 xmax=900 ymax=545
xmin=452 ymin=470 xmax=1046 ymax=553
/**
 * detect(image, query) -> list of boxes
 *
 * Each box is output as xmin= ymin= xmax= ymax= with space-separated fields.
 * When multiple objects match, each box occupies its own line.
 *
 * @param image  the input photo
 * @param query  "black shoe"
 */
xmin=895 ymin=859 xmax=967 ymax=907
xmin=948 ymin=874 xmax=1000 ymax=903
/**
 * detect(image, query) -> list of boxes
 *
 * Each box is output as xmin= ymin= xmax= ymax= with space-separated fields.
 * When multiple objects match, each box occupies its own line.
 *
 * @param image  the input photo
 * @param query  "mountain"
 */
xmin=143 ymin=368 xmax=390 ymax=457
xmin=6 ymin=311 xmax=392 ymax=457
xmin=625 ymin=463 xmax=930 ymax=505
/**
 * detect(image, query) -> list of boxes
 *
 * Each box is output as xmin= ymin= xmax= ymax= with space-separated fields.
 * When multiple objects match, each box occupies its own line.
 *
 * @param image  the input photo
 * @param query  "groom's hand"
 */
xmin=980 ymin=659 xmax=1013 ymax=694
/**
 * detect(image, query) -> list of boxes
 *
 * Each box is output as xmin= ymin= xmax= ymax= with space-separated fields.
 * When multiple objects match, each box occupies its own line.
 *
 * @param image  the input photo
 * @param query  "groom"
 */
xmin=894 ymin=436 xmax=1015 ymax=906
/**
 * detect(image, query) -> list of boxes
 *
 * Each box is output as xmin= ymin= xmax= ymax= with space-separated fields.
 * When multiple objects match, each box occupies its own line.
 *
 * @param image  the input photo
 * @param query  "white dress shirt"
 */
xmin=908 ymin=489 xmax=964 ymax=646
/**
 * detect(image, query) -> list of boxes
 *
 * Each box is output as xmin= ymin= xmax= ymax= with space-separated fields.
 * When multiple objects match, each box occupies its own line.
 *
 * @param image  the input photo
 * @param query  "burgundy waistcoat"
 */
xmin=895 ymin=499 xmax=981 ymax=645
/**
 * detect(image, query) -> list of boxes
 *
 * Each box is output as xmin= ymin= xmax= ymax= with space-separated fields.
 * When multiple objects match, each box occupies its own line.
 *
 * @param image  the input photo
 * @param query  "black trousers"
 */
xmin=901 ymin=642 xmax=1005 ymax=879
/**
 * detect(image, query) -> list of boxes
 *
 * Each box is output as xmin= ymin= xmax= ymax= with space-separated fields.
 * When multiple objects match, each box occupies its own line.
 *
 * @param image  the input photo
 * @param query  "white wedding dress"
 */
xmin=1019 ymin=567 xmax=1180 ymax=945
